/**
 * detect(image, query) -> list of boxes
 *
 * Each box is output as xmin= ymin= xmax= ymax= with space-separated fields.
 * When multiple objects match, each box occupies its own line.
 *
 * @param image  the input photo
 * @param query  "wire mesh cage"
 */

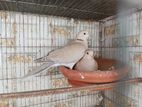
xmin=101 ymin=8 xmax=142 ymax=107
xmin=0 ymin=10 xmax=102 ymax=107
xmin=0 ymin=0 xmax=142 ymax=107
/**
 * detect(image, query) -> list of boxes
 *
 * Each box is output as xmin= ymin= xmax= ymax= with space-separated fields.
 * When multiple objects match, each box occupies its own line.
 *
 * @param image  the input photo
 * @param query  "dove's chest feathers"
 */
xmin=78 ymin=57 xmax=98 ymax=71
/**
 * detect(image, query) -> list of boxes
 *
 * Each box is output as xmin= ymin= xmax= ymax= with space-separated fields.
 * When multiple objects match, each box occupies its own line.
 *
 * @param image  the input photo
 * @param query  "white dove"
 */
xmin=22 ymin=30 xmax=89 ymax=78
xmin=74 ymin=49 xmax=98 ymax=72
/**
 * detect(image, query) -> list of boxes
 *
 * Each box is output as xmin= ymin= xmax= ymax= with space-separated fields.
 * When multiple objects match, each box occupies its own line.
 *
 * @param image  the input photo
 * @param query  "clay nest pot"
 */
xmin=59 ymin=58 xmax=128 ymax=87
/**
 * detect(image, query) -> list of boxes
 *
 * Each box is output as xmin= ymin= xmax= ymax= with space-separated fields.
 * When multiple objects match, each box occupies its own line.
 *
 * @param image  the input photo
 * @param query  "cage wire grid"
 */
xmin=0 ymin=10 xmax=102 ymax=107
xmin=0 ymin=0 xmax=117 ymax=20
xmin=0 ymin=0 xmax=142 ymax=107
xmin=101 ymin=8 xmax=142 ymax=107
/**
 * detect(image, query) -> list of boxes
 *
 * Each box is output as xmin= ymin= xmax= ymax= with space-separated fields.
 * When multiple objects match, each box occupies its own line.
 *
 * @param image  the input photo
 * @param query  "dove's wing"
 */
xmin=22 ymin=41 xmax=87 ymax=79
xmin=35 ymin=41 xmax=87 ymax=63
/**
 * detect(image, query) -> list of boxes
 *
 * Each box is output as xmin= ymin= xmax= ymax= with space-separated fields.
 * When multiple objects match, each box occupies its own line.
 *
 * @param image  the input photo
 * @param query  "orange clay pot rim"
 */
xmin=59 ymin=65 xmax=128 ymax=83
xmin=60 ymin=66 xmax=128 ymax=74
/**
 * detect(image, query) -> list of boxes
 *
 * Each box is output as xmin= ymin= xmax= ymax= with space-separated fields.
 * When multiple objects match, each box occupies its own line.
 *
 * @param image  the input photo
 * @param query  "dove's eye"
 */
xmin=87 ymin=52 xmax=89 ymax=55
xmin=84 ymin=33 xmax=86 ymax=35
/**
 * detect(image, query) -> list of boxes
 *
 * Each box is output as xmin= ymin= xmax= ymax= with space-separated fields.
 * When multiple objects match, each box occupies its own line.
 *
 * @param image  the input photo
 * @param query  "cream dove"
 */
xmin=74 ymin=49 xmax=98 ymax=72
xmin=22 ymin=30 xmax=89 ymax=78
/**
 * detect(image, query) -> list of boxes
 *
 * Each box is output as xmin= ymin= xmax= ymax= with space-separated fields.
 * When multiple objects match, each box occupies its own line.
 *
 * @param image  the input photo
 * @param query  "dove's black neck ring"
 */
xmin=77 ymin=39 xmax=84 ymax=41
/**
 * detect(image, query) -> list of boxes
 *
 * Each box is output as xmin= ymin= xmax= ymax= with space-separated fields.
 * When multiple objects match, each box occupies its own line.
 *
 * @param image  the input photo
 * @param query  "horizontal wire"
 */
xmin=0 ymin=77 xmax=141 ymax=99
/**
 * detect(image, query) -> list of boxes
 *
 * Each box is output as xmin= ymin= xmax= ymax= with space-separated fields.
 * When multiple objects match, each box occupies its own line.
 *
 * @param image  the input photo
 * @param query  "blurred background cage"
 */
xmin=0 ymin=0 xmax=142 ymax=107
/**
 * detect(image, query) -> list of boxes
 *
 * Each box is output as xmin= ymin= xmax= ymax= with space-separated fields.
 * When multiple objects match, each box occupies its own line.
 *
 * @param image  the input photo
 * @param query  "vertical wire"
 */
xmin=9 ymin=11 xmax=11 ymax=92
xmin=96 ymin=21 xmax=98 ymax=51
xmin=31 ymin=14 xmax=34 ymax=107
xmin=81 ymin=21 xmax=84 ymax=107
xmin=0 ymin=10 xmax=5 ymax=96
xmin=32 ymin=14 xmax=34 ymax=93
xmin=61 ymin=18 xmax=64 ymax=106
xmin=91 ymin=90 xmax=93 ymax=106
xmin=43 ymin=14 xmax=45 ymax=107
xmin=31 ymin=14 xmax=33 ymax=107
xmin=112 ymin=16 xmax=116 ymax=102
xmin=38 ymin=13 xmax=41 ymax=106
xmin=39 ymin=15 xmax=42 ymax=106
xmin=53 ymin=16 xmax=55 ymax=92
xmin=61 ymin=18 xmax=64 ymax=47
xmin=119 ymin=16 xmax=123 ymax=106
xmin=5 ymin=11 xmax=8 ymax=94
xmin=102 ymin=22 xmax=105 ymax=58
xmin=131 ymin=12 xmax=134 ymax=106
xmin=90 ymin=21 xmax=93 ymax=49
xmin=132 ymin=12 xmax=135 ymax=105
xmin=25 ymin=13 xmax=28 ymax=90
xmin=47 ymin=15 xmax=50 ymax=106
xmin=124 ymin=14 xmax=127 ymax=107
xmin=25 ymin=14 xmax=30 ymax=93
xmin=18 ymin=11 xmax=22 ymax=107
xmin=125 ymin=14 xmax=128 ymax=107
xmin=138 ymin=10 xmax=141 ymax=107
xmin=51 ymin=15 xmax=54 ymax=104
xmin=23 ymin=12 xmax=27 ymax=107
xmin=135 ymin=11 xmax=139 ymax=107
xmin=46 ymin=15 xmax=49 ymax=105
xmin=50 ymin=16 xmax=53 ymax=49
xmin=101 ymin=21 xmax=103 ymax=58
xmin=11 ymin=11 xmax=15 ymax=107
xmin=27 ymin=13 xmax=30 ymax=107
xmin=35 ymin=14 xmax=38 ymax=107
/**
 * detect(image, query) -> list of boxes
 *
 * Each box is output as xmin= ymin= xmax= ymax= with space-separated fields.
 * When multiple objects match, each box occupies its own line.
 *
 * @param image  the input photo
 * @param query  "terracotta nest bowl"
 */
xmin=59 ymin=58 xmax=128 ymax=86
xmin=67 ymin=79 xmax=114 ymax=91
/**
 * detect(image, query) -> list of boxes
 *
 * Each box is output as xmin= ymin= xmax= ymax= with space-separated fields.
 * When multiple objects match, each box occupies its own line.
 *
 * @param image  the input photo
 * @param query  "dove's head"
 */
xmin=85 ymin=49 xmax=94 ymax=58
xmin=76 ymin=30 xmax=89 ymax=41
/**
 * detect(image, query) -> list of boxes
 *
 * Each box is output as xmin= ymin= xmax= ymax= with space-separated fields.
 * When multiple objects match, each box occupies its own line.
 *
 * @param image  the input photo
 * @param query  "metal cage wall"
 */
xmin=0 ymin=11 xmax=103 ymax=107
xmin=0 ymin=0 xmax=142 ymax=107
xmin=101 ymin=10 xmax=142 ymax=107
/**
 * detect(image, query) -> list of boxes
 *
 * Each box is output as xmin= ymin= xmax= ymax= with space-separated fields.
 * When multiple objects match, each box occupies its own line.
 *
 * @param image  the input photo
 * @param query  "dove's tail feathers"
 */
xmin=34 ymin=56 xmax=47 ymax=63
xmin=21 ymin=62 xmax=54 ymax=80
